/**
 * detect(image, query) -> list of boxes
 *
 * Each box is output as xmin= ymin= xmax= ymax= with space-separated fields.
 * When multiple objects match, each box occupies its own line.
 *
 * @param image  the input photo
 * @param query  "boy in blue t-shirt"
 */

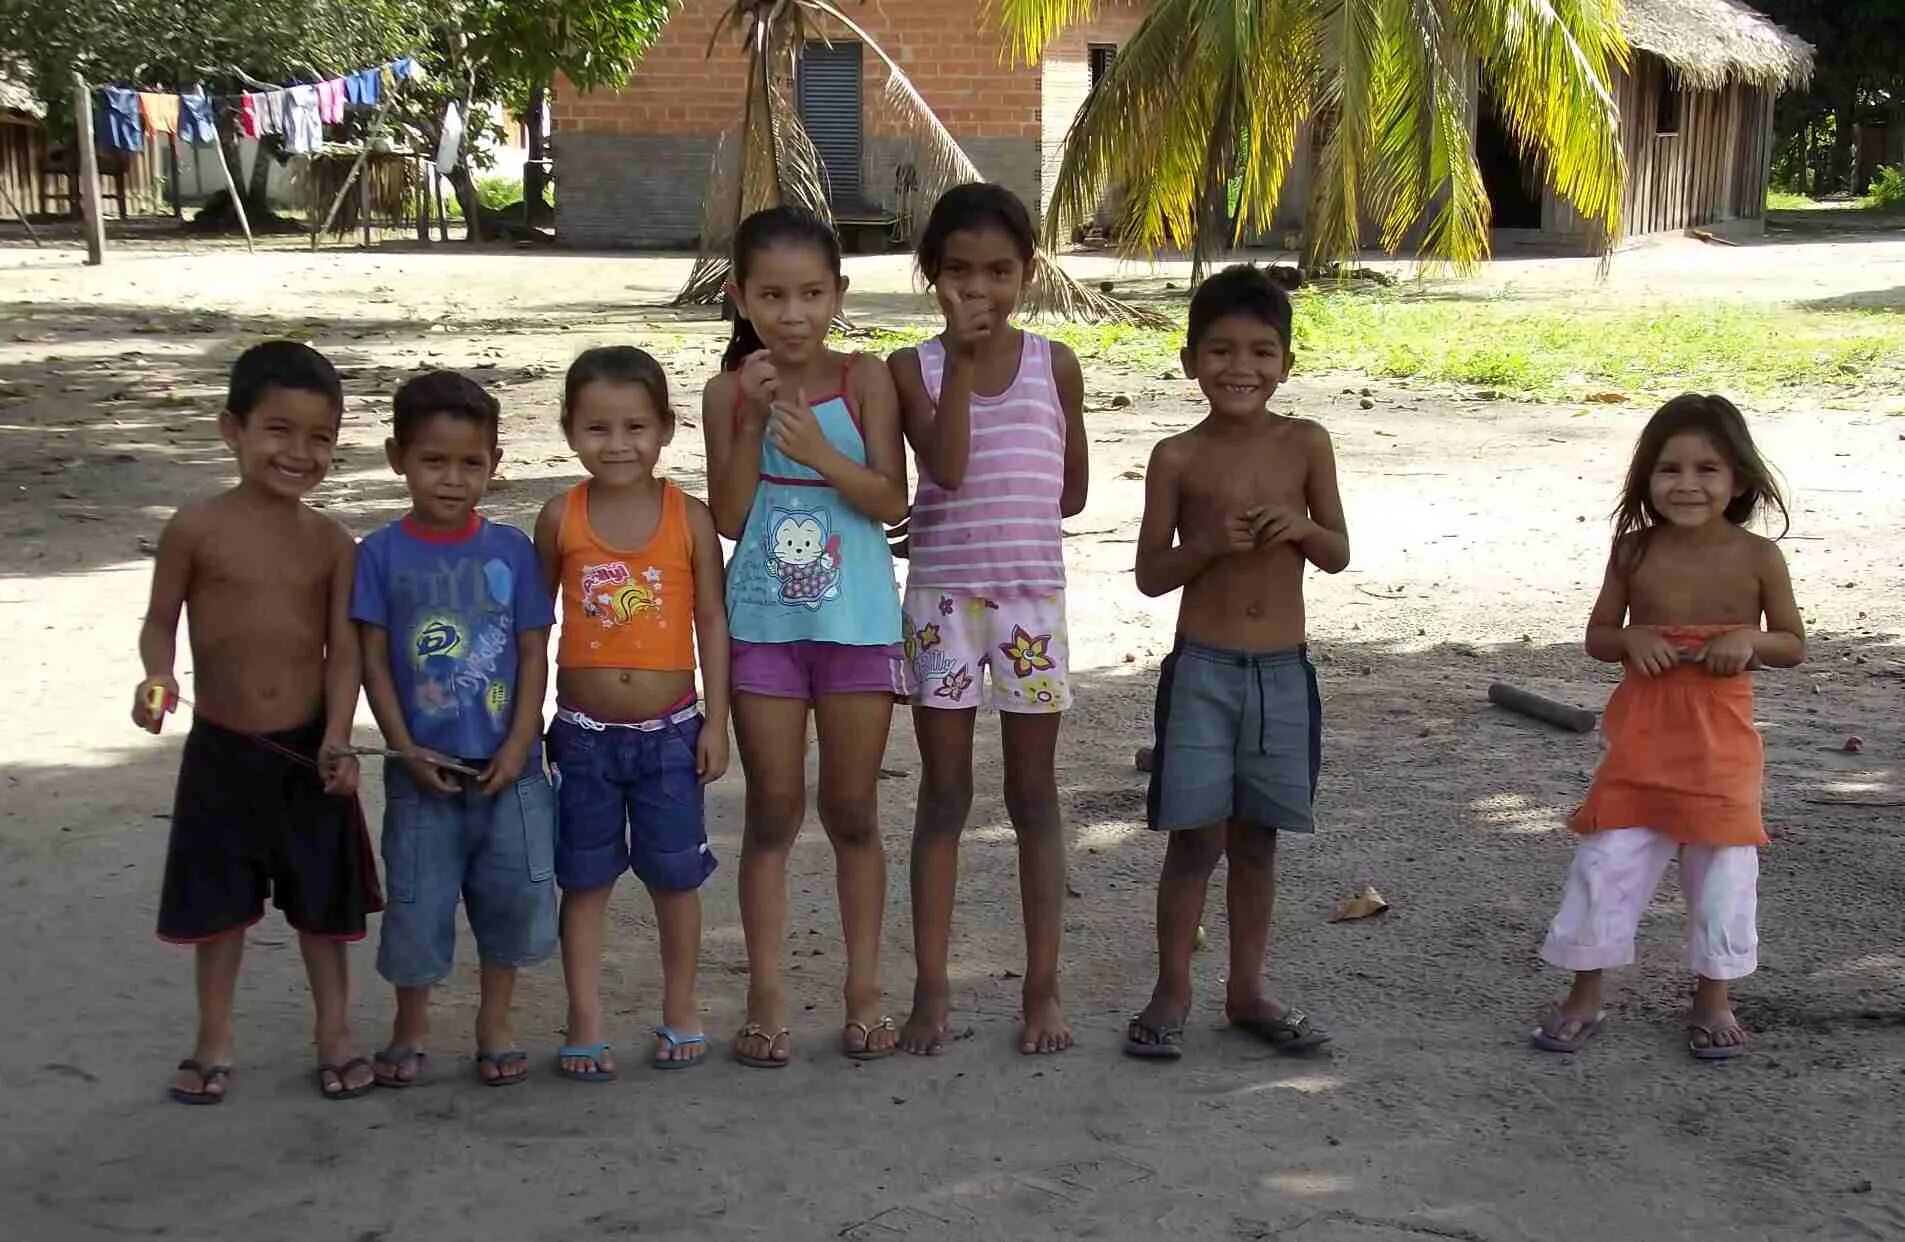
xmin=352 ymin=370 xmax=557 ymax=1087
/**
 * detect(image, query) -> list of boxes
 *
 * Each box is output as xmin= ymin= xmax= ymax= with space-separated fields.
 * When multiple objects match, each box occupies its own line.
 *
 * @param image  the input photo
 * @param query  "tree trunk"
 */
xmin=448 ymin=162 xmax=481 ymax=242
xmin=1830 ymin=86 xmax=1859 ymax=195
xmin=522 ymin=83 xmax=550 ymax=228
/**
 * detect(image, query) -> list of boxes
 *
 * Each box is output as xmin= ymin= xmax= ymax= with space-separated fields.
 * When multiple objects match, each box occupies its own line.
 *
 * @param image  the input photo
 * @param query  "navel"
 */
xmin=1246 ymin=604 xmax=1263 ymax=618
xmin=620 ymin=672 xmax=632 ymax=684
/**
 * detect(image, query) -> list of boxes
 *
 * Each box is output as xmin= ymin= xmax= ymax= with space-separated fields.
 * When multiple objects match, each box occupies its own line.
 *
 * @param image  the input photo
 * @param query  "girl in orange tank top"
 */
xmin=533 ymin=347 xmax=731 ymax=1079
xmin=1533 ymin=395 xmax=1805 ymax=1063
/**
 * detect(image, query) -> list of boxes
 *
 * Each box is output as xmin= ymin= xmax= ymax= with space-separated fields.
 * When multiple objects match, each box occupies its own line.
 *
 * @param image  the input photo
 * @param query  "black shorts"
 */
xmin=157 ymin=717 xmax=383 ymax=943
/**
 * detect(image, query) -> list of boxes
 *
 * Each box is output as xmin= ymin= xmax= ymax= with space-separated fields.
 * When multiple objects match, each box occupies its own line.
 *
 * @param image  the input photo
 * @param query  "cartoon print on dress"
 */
xmin=998 ymin=626 xmax=1056 ymax=679
xmin=580 ymin=561 xmax=664 ymax=627
xmin=765 ymin=506 xmax=843 ymax=609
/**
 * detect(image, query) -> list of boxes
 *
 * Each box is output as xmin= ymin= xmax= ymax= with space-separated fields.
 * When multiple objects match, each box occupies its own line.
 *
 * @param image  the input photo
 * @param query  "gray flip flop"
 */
xmin=372 ymin=1045 xmax=427 ymax=1089
xmin=1531 ymin=1007 xmax=1606 ymax=1053
xmin=476 ymin=1048 xmax=529 ymax=1086
xmin=1123 ymin=1016 xmax=1185 ymax=1060
xmin=1232 ymin=1008 xmax=1332 ymax=1054
xmin=1688 ymin=1022 xmax=1748 ymax=1061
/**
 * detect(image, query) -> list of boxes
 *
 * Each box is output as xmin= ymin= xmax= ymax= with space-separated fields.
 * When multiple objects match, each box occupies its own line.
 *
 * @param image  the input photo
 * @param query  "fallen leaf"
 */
xmin=1328 ymin=886 xmax=1390 ymax=922
xmin=1584 ymin=392 xmax=1628 ymax=403
xmin=1118 ymin=468 xmax=1144 ymax=480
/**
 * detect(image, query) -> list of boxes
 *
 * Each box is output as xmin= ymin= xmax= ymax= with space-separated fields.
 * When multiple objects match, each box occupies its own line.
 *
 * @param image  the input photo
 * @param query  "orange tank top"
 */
xmin=556 ymin=480 xmax=697 ymax=671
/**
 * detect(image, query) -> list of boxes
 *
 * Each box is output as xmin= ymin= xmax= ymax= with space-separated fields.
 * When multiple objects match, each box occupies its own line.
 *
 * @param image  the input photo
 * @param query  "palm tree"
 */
xmin=674 ymin=0 xmax=1163 ymax=324
xmin=989 ymin=0 xmax=1631 ymax=278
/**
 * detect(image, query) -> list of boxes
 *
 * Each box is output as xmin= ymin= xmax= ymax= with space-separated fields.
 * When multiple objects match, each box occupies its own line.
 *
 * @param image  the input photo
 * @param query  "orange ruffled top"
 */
xmin=1570 ymin=625 xmax=1767 ymax=848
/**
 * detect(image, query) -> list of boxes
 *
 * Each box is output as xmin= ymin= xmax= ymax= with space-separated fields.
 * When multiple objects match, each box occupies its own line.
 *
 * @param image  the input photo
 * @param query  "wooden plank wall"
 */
xmin=1613 ymin=52 xmax=1772 ymax=240
xmin=0 ymin=115 xmax=43 ymax=219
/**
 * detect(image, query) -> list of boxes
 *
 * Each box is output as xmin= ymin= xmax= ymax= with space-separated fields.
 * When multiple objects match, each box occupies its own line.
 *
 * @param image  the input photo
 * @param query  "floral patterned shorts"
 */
xmin=901 ymin=587 xmax=1071 ymax=714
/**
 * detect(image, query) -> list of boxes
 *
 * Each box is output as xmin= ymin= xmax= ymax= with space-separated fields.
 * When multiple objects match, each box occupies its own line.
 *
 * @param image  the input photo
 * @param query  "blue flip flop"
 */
xmin=651 ymin=1026 xmax=709 ymax=1070
xmin=555 ymin=1042 xmax=618 ymax=1083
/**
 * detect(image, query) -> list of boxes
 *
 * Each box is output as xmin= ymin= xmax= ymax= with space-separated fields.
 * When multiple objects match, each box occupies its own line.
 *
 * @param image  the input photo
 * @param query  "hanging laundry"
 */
xmin=393 ymin=56 xmax=426 ymax=83
xmin=260 ymin=90 xmax=288 ymax=135
xmin=138 ymin=92 xmax=180 ymax=136
xmin=239 ymin=93 xmax=261 ymax=139
xmin=316 ymin=78 xmax=346 ymax=125
xmin=180 ymin=93 xmax=218 ymax=145
xmin=98 ymin=88 xmax=145 ymax=152
xmin=435 ymin=101 xmax=464 ymax=176
xmin=346 ymin=67 xmax=382 ymax=108
xmin=381 ymin=63 xmax=398 ymax=95
xmin=284 ymin=84 xmax=323 ymax=154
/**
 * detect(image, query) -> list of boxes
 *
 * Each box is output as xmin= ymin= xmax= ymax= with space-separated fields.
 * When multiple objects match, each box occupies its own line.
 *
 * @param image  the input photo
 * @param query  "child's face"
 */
xmin=732 ymin=242 xmax=845 ymax=367
xmin=219 ymin=384 xmax=340 ymax=500
xmin=1649 ymin=430 xmax=1742 ymax=529
xmin=933 ymin=225 xmax=1028 ymax=320
xmin=1181 ymin=314 xmax=1293 ymax=419
xmin=565 ymin=380 xmax=670 ymax=487
xmin=388 ymin=412 xmax=498 ymax=531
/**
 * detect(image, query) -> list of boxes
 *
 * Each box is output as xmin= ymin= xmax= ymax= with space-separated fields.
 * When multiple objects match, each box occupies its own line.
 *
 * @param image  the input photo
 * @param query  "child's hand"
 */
xmin=1252 ymin=505 xmax=1316 ymax=548
xmin=133 ymin=675 xmax=178 ymax=734
xmin=696 ymin=725 xmax=730 ymax=786
xmin=1621 ymin=627 xmax=1680 ymax=677
xmin=1206 ymin=507 xmax=1264 ymax=556
xmin=478 ymin=737 xmax=534 ymax=796
xmin=1696 ymin=629 xmax=1759 ymax=676
xmin=768 ymin=391 xmax=833 ymax=471
xmin=321 ymin=750 xmax=361 ymax=797
xmin=941 ymin=291 xmax=995 ymax=356
xmin=738 ymin=349 xmax=779 ymax=415
xmin=400 ymin=748 xmax=463 ymax=796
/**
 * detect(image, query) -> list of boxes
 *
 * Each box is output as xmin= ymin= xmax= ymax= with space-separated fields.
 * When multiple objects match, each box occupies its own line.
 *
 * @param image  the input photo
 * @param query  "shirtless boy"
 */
xmin=1124 ymin=265 xmax=1351 ymax=1061
xmin=133 ymin=340 xmax=381 ymax=1103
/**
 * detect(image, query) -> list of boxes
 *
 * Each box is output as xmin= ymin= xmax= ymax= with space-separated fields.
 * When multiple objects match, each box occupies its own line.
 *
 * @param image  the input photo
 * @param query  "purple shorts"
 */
xmin=732 ymin=640 xmax=910 ymax=700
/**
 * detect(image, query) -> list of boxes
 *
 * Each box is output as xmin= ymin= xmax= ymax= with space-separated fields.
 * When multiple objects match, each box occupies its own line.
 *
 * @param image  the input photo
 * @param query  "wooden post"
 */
xmin=71 ymin=73 xmax=105 ymax=265
xmin=207 ymin=134 xmax=254 ymax=253
xmin=415 ymin=157 xmax=429 ymax=242
xmin=359 ymin=154 xmax=372 ymax=247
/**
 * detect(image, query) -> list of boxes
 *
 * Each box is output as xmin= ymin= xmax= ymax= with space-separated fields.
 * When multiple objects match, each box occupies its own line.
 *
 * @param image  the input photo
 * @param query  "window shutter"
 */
xmin=798 ymin=41 xmax=864 ymax=200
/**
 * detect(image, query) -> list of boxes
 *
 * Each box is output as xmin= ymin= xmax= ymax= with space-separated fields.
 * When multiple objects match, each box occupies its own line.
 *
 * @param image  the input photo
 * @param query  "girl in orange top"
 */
xmin=533 ymin=347 xmax=731 ymax=1079
xmin=1534 ymin=394 xmax=1804 ymax=1062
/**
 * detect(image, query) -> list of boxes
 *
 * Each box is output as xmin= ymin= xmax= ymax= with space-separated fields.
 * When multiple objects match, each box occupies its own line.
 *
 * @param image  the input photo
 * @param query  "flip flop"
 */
xmin=1688 ymin=1022 xmax=1748 ymax=1061
xmin=651 ymin=1026 xmax=709 ymax=1070
xmin=843 ymin=1017 xmax=897 ymax=1062
xmin=555 ymin=1043 xmax=618 ymax=1083
xmin=168 ymin=1058 xmax=231 ymax=1105
xmin=372 ymin=1045 xmax=428 ymax=1089
xmin=316 ymin=1057 xmax=374 ymax=1101
xmin=1232 ymin=1008 xmax=1333 ymax=1054
xmin=733 ymin=1023 xmax=791 ymax=1069
xmin=476 ymin=1048 xmax=528 ymax=1087
xmin=1531 ymin=1007 xmax=1606 ymax=1053
xmin=1123 ymin=1016 xmax=1185 ymax=1061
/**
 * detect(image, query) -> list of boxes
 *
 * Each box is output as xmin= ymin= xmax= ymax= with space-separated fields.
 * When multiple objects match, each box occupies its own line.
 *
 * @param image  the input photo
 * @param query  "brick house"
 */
xmin=550 ymin=0 xmax=1142 ymax=249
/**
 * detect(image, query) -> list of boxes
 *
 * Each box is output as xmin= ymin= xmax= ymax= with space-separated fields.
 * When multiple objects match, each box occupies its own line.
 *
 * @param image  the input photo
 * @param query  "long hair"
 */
xmin=721 ymin=206 xmax=844 ymax=372
xmin=1611 ymin=393 xmax=1789 ymax=574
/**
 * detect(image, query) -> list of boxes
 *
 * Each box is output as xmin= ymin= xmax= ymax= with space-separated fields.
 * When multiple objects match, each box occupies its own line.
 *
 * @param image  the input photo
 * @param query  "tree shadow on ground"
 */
xmin=1800 ymin=286 xmax=1905 ymax=313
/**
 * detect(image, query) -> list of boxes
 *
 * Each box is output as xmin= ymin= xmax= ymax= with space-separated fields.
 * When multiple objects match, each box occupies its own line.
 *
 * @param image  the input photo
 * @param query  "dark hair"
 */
xmin=226 ymin=339 xmax=342 ymax=422
xmin=1612 ymin=393 xmax=1789 ymax=574
xmin=1186 ymin=264 xmax=1294 ymax=351
xmin=917 ymin=182 xmax=1036 ymax=282
xmin=722 ymin=205 xmax=844 ymax=371
xmin=391 ymin=370 xmax=501 ymax=448
xmin=561 ymin=346 xmax=673 ymax=431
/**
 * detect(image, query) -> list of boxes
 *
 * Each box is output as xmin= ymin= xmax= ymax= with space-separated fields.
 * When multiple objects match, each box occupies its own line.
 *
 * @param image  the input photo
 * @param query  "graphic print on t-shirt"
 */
xmin=399 ymin=556 xmax=514 ymax=732
xmin=580 ymin=560 xmax=665 ymax=629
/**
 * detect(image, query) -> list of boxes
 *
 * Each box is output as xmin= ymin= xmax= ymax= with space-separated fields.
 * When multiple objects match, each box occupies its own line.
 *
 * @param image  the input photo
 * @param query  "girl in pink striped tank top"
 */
xmin=887 ymin=184 xmax=1087 ymax=1058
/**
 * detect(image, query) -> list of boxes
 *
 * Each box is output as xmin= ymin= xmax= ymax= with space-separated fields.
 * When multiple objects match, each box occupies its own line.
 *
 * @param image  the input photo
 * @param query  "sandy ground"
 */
xmin=1 ymin=235 xmax=1902 ymax=1242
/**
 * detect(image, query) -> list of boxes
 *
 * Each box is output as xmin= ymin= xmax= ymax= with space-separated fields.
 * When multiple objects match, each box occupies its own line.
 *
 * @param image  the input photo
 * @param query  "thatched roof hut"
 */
xmin=1621 ymin=0 xmax=1814 ymax=91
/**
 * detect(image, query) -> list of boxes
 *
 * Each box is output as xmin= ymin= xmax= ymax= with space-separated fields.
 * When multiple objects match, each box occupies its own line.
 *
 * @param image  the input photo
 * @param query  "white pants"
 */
xmin=1541 ymin=827 xmax=1759 ymax=980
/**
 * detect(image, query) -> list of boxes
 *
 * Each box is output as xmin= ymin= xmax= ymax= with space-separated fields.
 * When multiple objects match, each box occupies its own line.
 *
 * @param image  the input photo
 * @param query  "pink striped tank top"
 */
xmin=909 ymin=331 xmax=1067 ymax=594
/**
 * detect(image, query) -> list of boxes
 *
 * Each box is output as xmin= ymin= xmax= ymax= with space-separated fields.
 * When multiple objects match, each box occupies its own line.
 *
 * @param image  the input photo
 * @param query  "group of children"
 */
xmin=133 ymin=181 xmax=1803 ymax=1104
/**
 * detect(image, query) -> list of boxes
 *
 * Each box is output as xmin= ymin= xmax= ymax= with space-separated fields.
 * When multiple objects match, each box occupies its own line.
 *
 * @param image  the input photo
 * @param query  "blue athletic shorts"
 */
xmin=547 ymin=708 xmax=715 ymax=893
xmin=1146 ymin=639 xmax=1322 ymax=833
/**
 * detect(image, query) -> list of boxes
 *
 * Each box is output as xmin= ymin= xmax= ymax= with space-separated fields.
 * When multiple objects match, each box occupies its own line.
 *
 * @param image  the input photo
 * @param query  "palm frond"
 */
xmin=1231 ymin=0 xmax=1320 ymax=247
xmin=1448 ymin=0 xmax=1627 ymax=248
xmin=984 ymin=0 xmax=1103 ymax=64
xmin=1308 ymin=0 xmax=1386 ymax=265
xmin=804 ymin=0 xmax=1164 ymax=326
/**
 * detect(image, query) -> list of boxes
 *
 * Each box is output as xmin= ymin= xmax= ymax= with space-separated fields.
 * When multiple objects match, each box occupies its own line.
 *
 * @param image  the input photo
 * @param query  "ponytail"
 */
xmin=722 ymin=314 xmax=766 ymax=372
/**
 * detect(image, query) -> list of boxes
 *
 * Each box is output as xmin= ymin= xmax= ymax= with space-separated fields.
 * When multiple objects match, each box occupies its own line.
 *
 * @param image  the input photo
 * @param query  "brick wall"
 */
xmin=1038 ymin=1 xmax=1145 ymax=230
xmin=553 ymin=0 xmax=1051 ymax=247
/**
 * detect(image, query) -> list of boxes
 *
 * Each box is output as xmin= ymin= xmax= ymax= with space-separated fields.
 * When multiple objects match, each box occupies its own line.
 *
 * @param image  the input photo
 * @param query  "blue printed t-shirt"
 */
xmin=351 ymin=515 xmax=554 ymax=762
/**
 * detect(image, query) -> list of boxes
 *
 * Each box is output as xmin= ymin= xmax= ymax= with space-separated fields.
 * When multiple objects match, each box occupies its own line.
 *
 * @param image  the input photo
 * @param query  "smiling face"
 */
xmin=220 ymin=384 xmax=340 ymax=500
xmin=389 ymin=412 xmax=498 ymax=531
xmin=1648 ymin=430 xmax=1742 ymax=530
xmin=931 ymin=224 xmax=1029 ymax=322
xmin=732 ymin=240 xmax=845 ymax=368
xmin=564 ymin=379 xmax=671 ymax=487
xmin=1182 ymin=312 xmax=1293 ymax=420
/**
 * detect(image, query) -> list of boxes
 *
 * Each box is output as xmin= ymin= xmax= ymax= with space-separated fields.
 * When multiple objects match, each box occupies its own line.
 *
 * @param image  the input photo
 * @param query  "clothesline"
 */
xmin=93 ymin=56 xmax=426 ymax=156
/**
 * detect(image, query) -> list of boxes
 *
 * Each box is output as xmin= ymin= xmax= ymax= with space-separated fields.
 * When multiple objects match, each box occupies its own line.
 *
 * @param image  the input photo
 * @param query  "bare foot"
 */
xmin=1019 ymin=991 xmax=1073 ymax=1055
xmin=899 ymin=986 xmax=950 ymax=1056
xmin=316 ymin=1049 xmax=374 ymax=1097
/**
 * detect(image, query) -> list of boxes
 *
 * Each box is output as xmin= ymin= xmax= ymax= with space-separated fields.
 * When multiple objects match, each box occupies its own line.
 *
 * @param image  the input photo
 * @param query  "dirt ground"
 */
xmin=1 ymin=235 xmax=1902 ymax=1242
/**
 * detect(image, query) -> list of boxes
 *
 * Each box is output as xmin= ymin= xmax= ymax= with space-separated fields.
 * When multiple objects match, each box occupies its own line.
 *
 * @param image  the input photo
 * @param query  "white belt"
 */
xmin=556 ymin=703 xmax=701 ymax=733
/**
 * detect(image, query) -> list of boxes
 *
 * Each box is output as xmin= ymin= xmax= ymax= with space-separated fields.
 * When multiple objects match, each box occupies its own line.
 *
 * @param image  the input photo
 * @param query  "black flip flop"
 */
xmin=1123 ymin=1017 xmax=1185 ymax=1060
xmin=1231 ymin=1008 xmax=1332 ymax=1054
xmin=168 ymin=1058 xmax=231 ymax=1105
xmin=316 ymin=1057 xmax=375 ymax=1101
